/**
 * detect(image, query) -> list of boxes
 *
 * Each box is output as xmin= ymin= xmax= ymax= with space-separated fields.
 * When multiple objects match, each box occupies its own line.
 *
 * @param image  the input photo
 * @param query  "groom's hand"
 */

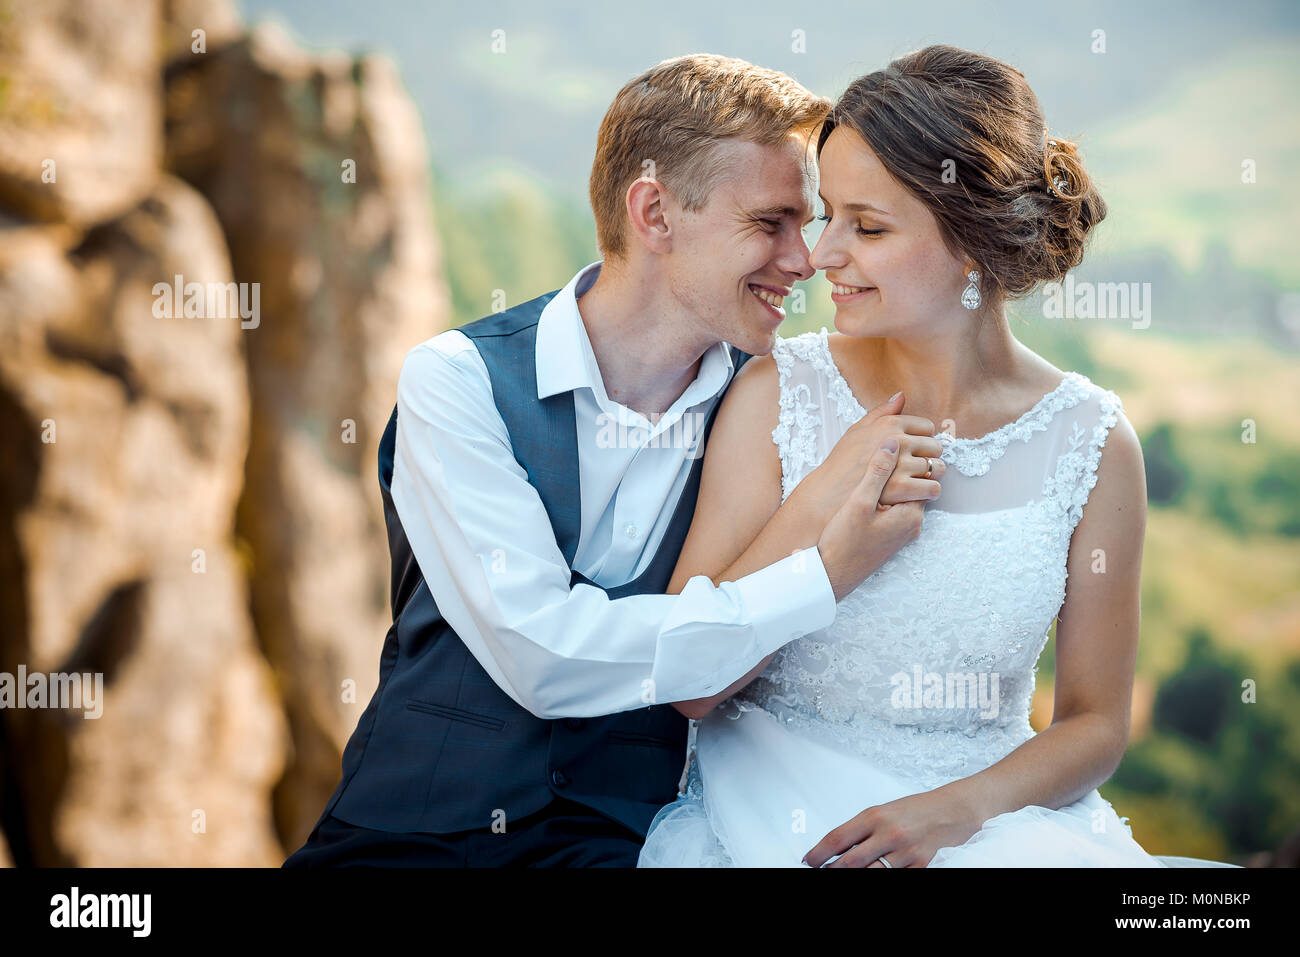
xmin=816 ymin=435 xmax=927 ymax=602
xmin=795 ymin=392 xmax=945 ymax=522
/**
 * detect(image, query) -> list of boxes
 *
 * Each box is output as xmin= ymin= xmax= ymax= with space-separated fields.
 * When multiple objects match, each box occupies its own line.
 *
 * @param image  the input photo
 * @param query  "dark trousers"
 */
xmin=282 ymin=797 xmax=645 ymax=868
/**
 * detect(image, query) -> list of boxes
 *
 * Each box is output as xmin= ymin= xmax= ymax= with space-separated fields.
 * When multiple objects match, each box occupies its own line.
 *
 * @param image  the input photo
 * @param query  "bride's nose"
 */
xmin=809 ymin=229 xmax=845 ymax=272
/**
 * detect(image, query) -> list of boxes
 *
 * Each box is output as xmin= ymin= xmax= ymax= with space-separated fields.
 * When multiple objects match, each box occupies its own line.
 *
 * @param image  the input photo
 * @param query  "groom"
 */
xmin=285 ymin=54 xmax=922 ymax=868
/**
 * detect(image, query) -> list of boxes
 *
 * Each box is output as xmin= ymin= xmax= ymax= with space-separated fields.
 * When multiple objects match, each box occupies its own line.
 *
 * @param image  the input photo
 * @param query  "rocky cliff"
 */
xmin=0 ymin=0 xmax=449 ymax=865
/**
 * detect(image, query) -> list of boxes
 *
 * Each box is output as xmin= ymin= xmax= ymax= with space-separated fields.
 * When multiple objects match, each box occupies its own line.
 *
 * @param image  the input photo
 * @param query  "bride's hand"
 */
xmin=801 ymin=787 xmax=984 ymax=868
xmin=793 ymin=392 xmax=946 ymax=520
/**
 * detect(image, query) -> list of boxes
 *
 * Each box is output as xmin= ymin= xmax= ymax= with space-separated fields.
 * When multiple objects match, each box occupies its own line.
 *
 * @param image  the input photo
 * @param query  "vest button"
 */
xmin=551 ymin=769 xmax=569 ymax=788
xmin=565 ymin=717 xmax=585 ymax=730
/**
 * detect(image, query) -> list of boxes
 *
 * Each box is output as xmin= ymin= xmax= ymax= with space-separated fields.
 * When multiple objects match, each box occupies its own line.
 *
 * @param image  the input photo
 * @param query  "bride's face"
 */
xmin=810 ymin=125 xmax=973 ymax=339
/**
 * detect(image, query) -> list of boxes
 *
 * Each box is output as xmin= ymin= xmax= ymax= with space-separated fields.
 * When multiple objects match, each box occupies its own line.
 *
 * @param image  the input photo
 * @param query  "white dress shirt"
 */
xmin=390 ymin=260 xmax=838 ymax=719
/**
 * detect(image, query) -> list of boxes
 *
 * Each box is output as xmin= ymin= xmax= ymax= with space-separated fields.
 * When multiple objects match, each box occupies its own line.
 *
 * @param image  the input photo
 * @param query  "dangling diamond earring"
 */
xmin=961 ymin=269 xmax=981 ymax=310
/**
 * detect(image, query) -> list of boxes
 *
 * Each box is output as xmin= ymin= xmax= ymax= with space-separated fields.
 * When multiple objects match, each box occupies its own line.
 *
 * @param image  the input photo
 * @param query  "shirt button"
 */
xmin=551 ymin=769 xmax=569 ymax=788
xmin=624 ymin=523 xmax=638 ymax=539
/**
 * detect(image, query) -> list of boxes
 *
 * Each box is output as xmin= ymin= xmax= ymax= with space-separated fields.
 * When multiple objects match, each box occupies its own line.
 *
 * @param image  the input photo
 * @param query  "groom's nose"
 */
xmin=775 ymin=232 xmax=816 ymax=283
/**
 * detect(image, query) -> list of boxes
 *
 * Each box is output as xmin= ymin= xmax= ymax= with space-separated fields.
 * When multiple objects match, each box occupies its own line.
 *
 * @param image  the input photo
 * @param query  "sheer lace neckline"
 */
xmin=807 ymin=327 xmax=1095 ymax=476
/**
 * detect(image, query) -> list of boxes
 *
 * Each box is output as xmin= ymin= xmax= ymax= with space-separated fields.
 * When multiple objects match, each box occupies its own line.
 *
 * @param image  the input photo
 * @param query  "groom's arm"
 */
xmin=388 ymin=334 xmax=838 ymax=720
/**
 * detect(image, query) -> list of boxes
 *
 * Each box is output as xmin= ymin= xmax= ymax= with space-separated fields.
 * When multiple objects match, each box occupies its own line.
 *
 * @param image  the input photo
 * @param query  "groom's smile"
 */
xmin=747 ymin=282 xmax=792 ymax=322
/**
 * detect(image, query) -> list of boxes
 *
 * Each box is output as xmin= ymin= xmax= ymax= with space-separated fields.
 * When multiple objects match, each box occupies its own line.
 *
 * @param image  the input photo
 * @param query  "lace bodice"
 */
xmin=715 ymin=328 xmax=1126 ymax=792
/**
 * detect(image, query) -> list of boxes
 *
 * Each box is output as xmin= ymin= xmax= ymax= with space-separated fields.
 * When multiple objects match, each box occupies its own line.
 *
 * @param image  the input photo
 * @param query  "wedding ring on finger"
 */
xmin=922 ymin=457 xmax=933 ymax=480
xmin=877 ymin=856 xmax=893 ymax=868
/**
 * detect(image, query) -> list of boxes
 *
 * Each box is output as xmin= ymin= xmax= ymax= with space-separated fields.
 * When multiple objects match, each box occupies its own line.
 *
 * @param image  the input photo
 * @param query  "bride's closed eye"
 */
xmin=815 ymin=213 xmax=885 ymax=237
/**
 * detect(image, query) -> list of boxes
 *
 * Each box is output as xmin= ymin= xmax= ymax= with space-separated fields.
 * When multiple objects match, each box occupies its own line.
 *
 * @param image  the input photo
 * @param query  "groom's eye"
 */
xmin=758 ymin=219 xmax=780 ymax=232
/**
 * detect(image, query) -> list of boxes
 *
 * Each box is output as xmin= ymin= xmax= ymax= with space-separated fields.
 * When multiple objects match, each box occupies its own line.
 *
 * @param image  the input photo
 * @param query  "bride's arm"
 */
xmin=949 ymin=410 xmax=1146 ymax=822
xmin=668 ymin=353 xmax=936 ymax=719
xmin=803 ymin=410 xmax=1147 ymax=867
xmin=663 ymin=356 xmax=792 ymax=719
xmin=664 ymin=355 xmax=788 ymax=598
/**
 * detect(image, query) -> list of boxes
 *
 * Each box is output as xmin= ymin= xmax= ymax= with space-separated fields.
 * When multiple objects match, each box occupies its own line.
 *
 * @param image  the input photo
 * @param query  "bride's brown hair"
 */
xmin=818 ymin=44 xmax=1107 ymax=303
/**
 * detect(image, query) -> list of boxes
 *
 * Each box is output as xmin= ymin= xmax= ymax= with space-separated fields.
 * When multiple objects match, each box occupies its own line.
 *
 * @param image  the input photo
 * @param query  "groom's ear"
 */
xmin=624 ymin=177 xmax=674 ymax=255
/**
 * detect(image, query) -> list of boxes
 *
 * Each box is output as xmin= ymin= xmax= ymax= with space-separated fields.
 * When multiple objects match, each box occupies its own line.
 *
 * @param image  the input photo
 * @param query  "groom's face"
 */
xmin=664 ymin=132 xmax=817 ymax=356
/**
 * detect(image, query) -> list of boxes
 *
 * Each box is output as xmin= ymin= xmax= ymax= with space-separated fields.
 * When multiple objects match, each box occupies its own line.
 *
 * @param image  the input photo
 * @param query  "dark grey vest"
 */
xmin=317 ymin=290 xmax=751 ymax=836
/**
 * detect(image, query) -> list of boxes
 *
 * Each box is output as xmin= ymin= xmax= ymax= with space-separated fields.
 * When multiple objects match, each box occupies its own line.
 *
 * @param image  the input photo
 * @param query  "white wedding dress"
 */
xmin=638 ymin=329 xmax=1236 ymax=868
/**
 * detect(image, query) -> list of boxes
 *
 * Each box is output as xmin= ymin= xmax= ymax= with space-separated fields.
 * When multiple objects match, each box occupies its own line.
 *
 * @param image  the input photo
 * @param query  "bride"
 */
xmin=638 ymin=45 xmax=1236 ymax=868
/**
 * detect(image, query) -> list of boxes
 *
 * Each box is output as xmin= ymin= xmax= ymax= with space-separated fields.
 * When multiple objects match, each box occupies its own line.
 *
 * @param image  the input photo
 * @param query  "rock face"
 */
xmin=0 ymin=0 xmax=161 ymax=226
xmin=164 ymin=22 xmax=449 ymax=852
xmin=0 ymin=1 xmax=448 ymax=864
xmin=0 ymin=181 xmax=288 ymax=866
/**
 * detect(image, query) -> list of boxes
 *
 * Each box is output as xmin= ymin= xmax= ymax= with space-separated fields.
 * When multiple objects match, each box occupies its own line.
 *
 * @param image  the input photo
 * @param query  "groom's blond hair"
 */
xmin=590 ymin=54 xmax=830 ymax=260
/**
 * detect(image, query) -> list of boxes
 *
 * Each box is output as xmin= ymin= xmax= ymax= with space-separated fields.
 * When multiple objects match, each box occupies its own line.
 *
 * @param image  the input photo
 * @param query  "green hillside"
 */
xmin=1082 ymin=42 xmax=1300 ymax=287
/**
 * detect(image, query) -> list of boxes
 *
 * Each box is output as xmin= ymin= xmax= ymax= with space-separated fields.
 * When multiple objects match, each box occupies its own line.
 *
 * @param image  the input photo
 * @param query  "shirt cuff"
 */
xmin=735 ymin=545 xmax=838 ymax=657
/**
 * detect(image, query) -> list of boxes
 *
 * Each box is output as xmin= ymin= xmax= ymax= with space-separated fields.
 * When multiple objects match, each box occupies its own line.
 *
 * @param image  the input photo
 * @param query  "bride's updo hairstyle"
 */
xmin=818 ymin=45 xmax=1107 ymax=303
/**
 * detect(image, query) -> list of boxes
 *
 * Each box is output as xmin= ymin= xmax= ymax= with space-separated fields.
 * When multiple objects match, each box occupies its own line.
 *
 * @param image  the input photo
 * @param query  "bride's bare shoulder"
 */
xmin=694 ymin=347 xmax=784 ymax=505
xmin=713 ymin=348 xmax=780 ymax=433
xmin=1013 ymin=344 xmax=1070 ymax=394
xmin=729 ymin=347 xmax=779 ymax=392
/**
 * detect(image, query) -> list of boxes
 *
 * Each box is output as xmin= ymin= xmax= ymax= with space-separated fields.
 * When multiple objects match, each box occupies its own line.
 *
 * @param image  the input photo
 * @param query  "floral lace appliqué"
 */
xmin=934 ymin=373 xmax=1098 ymax=477
xmin=752 ymin=330 xmax=1124 ymax=790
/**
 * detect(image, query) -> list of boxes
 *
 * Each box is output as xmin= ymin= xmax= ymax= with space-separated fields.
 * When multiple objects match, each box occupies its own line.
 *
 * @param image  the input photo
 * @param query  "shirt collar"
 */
xmin=535 ymin=261 xmax=737 ymax=415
